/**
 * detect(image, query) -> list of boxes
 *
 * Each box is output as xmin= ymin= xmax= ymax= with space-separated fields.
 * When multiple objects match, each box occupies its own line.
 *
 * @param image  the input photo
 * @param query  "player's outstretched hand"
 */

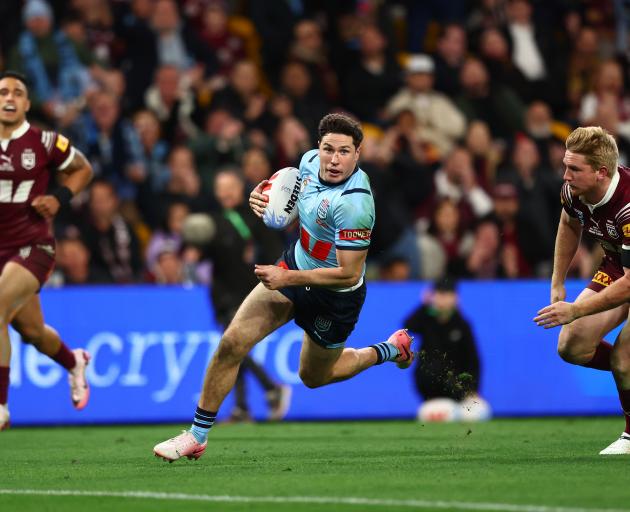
xmin=533 ymin=301 xmax=578 ymax=329
xmin=31 ymin=195 xmax=60 ymax=220
xmin=254 ymin=264 xmax=287 ymax=290
xmin=249 ymin=180 xmax=269 ymax=218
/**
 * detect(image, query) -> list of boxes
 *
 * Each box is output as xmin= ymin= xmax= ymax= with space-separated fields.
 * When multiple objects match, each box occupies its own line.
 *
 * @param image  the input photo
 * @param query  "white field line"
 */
xmin=0 ymin=489 xmax=628 ymax=512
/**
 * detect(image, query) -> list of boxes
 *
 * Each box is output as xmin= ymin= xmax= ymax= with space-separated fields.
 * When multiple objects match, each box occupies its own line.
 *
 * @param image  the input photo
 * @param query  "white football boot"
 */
xmin=0 ymin=403 xmax=9 ymax=430
xmin=154 ymin=431 xmax=207 ymax=462
xmin=69 ymin=349 xmax=91 ymax=410
xmin=599 ymin=432 xmax=630 ymax=455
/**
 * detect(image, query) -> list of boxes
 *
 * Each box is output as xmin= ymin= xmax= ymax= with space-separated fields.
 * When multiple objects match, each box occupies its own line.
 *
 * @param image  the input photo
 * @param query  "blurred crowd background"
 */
xmin=1 ymin=0 xmax=629 ymax=286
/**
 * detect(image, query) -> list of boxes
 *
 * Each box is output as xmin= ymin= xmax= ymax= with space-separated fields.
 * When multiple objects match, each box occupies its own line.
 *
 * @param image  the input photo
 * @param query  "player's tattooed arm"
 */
xmin=60 ymin=149 xmax=94 ymax=195
xmin=32 ymin=149 xmax=94 ymax=220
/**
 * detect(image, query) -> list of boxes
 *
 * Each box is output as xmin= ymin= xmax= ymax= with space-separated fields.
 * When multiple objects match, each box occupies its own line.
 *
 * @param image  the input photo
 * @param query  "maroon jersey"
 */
xmin=561 ymin=165 xmax=630 ymax=286
xmin=0 ymin=122 xmax=74 ymax=249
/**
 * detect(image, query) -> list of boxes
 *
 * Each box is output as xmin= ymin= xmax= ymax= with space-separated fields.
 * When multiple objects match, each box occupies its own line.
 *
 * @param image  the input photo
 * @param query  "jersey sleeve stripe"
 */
xmin=46 ymin=131 xmax=54 ymax=152
xmin=340 ymin=188 xmax=371 ymax=197
xmin=615 ymin=204 xmax=630 ymax=220
xmin=308 ymin=153 xmax=317 ymax=163
xmin=57 ymin=147 xmax=76 ymax=171
xmin=41 ymin=131 xmax=52 ymax=152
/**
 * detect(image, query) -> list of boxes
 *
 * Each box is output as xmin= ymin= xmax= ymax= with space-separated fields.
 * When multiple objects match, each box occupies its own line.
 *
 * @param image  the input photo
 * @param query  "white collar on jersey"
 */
xmin=582 ymin=170 xmax=620 ymax=213
xmin=0 ymin=121 xmax=30 ymax=146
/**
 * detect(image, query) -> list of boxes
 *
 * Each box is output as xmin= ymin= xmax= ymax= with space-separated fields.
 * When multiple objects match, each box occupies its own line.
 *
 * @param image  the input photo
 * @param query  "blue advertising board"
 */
xmin=7 ymin=280 xmax=622 ymax=425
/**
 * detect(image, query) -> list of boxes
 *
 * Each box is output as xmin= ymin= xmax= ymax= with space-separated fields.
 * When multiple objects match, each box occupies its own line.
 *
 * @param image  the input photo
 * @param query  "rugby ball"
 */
xmin=417 ymin=398 xmax=460 ymax=423
xmin=459 ymin=395 xmax=492 ymax=422
xmin=261 ymin=167 xmax=301 ymax=229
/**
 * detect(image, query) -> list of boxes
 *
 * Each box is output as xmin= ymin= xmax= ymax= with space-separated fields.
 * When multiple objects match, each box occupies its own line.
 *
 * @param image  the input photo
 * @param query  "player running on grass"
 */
xmin=534 ymin=126 xmax=630 ymax=455
xmin=0 ymin=71 xmax=93 ymax=430
xmin=154 ymin=113 xmax=414 ymax=461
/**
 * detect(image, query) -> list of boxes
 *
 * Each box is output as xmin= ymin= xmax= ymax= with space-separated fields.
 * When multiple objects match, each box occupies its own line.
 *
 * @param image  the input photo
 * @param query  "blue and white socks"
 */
xmin=190 ymin=406 xmax=216 ymax=443
xmin=370 ymin=341 xmax=400 ymax=365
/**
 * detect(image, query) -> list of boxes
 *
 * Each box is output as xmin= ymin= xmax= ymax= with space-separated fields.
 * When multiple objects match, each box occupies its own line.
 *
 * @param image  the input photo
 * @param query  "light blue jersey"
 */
xmin=293 ymin=149 xmax=375 ymax=288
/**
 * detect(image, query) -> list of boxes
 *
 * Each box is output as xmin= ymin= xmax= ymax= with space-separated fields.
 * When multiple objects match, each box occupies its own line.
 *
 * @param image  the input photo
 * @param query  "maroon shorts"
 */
xmin=0 ymin=239 xmax=56 ymax=286
xmin=586 ymin=255 xmax=624 ymax=293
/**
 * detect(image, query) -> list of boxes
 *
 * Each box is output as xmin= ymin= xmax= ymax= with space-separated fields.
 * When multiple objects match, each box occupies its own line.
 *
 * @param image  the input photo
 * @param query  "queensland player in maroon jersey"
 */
xmin=534 ymin=127 xmax=630 ymax=454
xmin=0 ymin=71 xmax=93 ymax=430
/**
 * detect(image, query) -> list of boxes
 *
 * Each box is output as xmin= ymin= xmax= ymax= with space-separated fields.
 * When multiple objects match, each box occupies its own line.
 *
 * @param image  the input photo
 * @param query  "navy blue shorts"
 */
xmin=277 ymin=243 xmax=366 ymax=349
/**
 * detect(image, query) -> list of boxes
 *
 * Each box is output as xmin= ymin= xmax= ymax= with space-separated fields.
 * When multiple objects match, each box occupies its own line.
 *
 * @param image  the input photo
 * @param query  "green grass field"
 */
xmin=0 ymin=418 xmax=628 ymax=512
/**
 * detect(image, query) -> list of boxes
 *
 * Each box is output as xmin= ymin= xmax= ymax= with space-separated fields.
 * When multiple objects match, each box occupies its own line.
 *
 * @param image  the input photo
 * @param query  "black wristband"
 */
xmin=51 ymin=186 xmax=73 ymax=208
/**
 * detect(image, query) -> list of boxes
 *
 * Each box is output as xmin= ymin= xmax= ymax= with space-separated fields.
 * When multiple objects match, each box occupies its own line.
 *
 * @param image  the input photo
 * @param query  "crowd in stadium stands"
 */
xmin=1 ymin=0 xmax=629 ymax=285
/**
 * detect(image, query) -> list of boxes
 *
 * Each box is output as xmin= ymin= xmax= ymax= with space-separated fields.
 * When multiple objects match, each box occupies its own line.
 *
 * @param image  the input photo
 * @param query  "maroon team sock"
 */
xmin=51 ymin=343 xmax=77 ymax=371
xmin=618 ymin=388 xmax=630 ymax=434
xmin=582 ymin=341 xmax=613 ymax=371
xmin=0 ymin=366 xmax=9 ymax=404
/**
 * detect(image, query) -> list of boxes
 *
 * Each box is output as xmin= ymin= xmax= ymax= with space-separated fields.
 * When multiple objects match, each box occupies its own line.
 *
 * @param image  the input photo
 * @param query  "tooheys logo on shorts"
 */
xmin=339 ymin=229 xmax=371 ymax=241
xmin=283 ymin=176 xmax=302 ymax=215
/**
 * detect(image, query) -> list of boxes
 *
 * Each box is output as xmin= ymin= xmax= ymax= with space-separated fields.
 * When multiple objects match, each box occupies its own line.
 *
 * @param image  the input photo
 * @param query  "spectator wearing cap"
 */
xmin=386 ymin=54 xmax=466 ymax=158
xmin=8 ymin=0 xmax=93 ymax=125
xmin=404 ymin=277 xmax=490 ymax=422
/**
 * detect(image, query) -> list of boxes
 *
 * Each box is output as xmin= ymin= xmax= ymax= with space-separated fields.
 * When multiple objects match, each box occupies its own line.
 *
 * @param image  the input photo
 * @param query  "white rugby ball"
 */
xmin=459 ymin=395 xmax=492 ymax=422
xmin=417 ymin=398 xmax=460 ymax=423
xmin=261 ymin=167 xmax=301 ymax=229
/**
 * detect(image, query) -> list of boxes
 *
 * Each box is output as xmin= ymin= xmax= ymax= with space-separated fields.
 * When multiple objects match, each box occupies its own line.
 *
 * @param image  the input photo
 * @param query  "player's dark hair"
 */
xmin=318 ymin=113 xmax=363 ymax=148
xmin=0 ymin=71 xmax=30 ymax=92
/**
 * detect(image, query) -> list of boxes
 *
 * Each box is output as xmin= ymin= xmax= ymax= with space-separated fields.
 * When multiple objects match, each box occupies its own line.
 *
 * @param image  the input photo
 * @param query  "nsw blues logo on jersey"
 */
xmin=316 ymin=199 xmax=330 ymax=227
xmin=317 ymin=199 xmax=330 ymax=219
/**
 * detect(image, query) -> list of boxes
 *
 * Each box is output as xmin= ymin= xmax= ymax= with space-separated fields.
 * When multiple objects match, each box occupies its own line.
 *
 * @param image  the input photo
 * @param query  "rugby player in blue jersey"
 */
xmin=153 ymin=113 xmax=414 ymax=462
